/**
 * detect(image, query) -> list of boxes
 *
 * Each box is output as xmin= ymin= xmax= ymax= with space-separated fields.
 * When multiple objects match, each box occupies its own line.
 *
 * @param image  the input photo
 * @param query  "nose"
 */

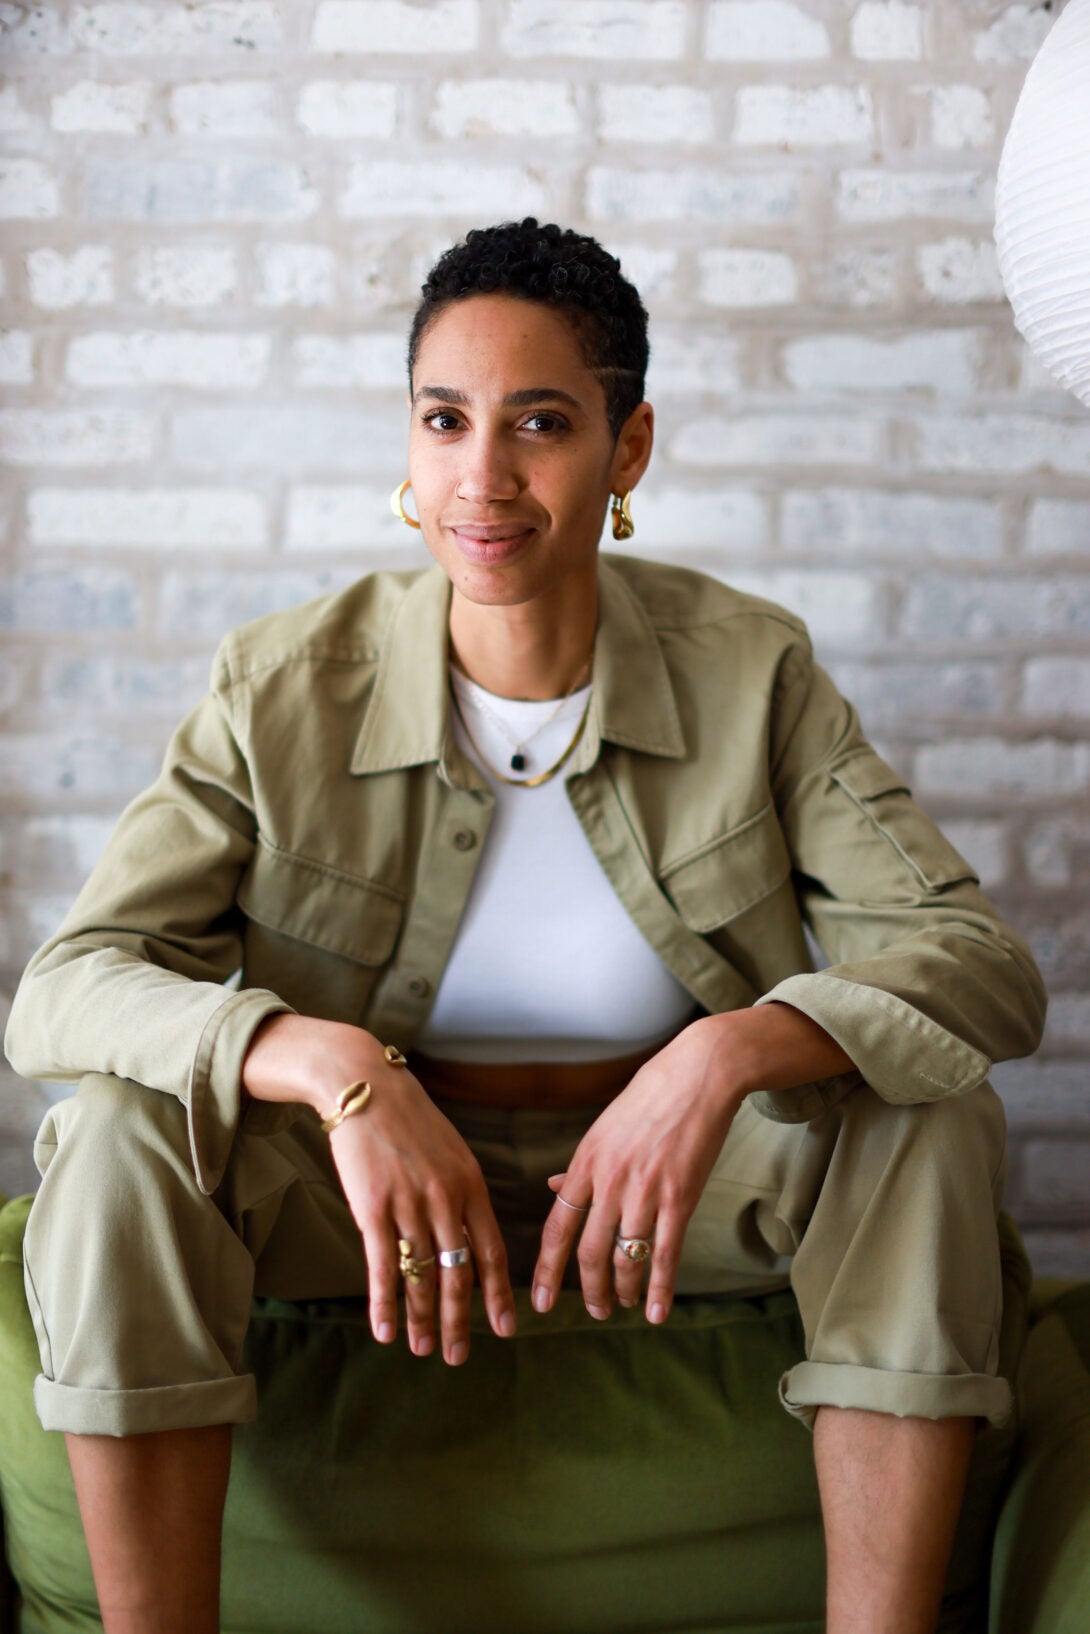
xmin=455 ymin=429 xmax=521 ymax=504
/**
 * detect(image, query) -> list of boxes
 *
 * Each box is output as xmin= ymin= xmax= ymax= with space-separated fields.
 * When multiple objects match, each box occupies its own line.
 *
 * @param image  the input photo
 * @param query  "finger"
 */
xmin=576 ymin=1194 xmax=622 ymax=1319
xmin=642 ymin=1203 xmax=687 ymax=1324
xmin=531 ymin=1181 xmax=592 ymax=1313
xmin=396 ymin=1209 xmax=438 ymax=1357
xmin=462 ymin=1187 xmax=515 ymax=1346
xmin=361 ymin=1211 xmax=402 ymax=1345
xmin=431 ymin=1207 xmax=477 ymax=1366
xmin=612 ymin=1210 xmax=657 ymax=1308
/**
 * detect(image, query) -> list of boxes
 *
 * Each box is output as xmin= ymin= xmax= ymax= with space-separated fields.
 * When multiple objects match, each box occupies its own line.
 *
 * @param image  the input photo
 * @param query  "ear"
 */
xmin=609 ymin=401 xmax=654 ymax=495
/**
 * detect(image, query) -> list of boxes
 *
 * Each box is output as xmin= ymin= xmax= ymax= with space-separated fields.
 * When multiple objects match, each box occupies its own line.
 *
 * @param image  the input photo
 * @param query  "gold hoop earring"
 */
xmin=611 ymin=490 xmax=634 ymax=541
xmin=391 ymin=478 xmax=421 ymax=530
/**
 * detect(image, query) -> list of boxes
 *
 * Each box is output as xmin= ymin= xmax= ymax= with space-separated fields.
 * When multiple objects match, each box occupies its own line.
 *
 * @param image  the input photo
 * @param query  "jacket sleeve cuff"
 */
xmin=750 ymin=971 xmax=991 ymax=1123
xmin=186 ymin=989 xmax=297 ymax=1195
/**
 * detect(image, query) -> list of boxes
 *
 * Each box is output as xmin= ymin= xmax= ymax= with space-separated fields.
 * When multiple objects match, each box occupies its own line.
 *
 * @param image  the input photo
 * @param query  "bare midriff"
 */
xmin=408 ymin=1044 xmax=663 ymax=1109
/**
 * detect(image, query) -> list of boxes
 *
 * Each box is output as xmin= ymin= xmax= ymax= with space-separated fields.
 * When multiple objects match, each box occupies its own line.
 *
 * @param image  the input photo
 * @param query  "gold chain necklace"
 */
xmin=449 ymin=682 xmax=593 ymax=789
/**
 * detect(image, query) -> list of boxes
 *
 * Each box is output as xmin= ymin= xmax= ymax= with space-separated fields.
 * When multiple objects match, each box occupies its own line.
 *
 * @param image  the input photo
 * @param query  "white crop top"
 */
xmin=414 ymin=669 xmax=698 ymax=1063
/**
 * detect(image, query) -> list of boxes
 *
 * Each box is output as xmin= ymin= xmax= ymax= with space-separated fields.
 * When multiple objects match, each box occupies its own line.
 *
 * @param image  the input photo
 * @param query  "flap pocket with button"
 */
xmin=237 ymin=837 xmax=404 ymax=966
xmin=830 ymin=751 xmax=977 ymax=892
xmin=659 ymin=803 xmax=792 ymax=933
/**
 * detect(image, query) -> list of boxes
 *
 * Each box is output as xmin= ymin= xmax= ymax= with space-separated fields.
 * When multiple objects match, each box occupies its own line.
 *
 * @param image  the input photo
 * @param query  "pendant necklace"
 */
xmin=449 ymin=683 xmax=593 ymax=789
xmin=450 ymin=658 xmax=591 ymax=774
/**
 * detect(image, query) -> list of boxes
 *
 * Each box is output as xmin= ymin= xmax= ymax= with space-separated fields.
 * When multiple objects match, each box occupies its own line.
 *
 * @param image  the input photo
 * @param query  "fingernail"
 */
xmin=499 ymin=1308 xmax=516 ymax=1337
xmin=412 ymin=1334 xmax=433 ymax=1356
xmin=649 ymin=1303 xmax=666 ymax=1324
xmin=377 ymin=1321 xmax=395 ymax=1343
xmin=587 ymin=1303 xmax=610 ymax=1320
xmin=532 ymin=1284 xmax=550 ymax=1313
xmin=618 ymin=1297 xmax=635 ymax=1308
xmin=450 ymin=1340 xmax=468 ymax=1366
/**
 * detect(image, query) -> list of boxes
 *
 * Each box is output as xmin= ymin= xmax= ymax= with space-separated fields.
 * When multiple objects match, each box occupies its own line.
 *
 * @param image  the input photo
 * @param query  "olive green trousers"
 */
xmin=23 ymin=1074 xmax=1013 ymax=1437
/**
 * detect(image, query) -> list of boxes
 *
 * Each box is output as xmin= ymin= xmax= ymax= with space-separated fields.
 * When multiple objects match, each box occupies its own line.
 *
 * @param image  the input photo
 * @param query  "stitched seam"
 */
xmin=252 ymin=836 xmax=405 ymax=905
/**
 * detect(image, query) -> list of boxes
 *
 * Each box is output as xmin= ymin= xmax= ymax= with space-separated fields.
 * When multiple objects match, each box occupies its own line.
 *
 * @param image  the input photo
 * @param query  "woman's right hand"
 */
xmin=242 ymin=1014 xmax=516 ymax=1363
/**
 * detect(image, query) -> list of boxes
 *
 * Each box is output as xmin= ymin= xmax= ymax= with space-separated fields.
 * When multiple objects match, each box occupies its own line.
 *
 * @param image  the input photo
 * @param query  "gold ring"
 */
xmin=397 ymin=1237 xmax=436 ymax=1285
xmin=615 ymin=1234 xmax=653 ymax=1263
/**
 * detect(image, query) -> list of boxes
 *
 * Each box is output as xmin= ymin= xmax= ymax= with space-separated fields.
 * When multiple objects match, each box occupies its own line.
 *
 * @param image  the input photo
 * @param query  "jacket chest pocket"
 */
xmin=658 ymin=802 xmax=793 ymax=933
xmin=829 ymin=751 xmax=977 ymax=893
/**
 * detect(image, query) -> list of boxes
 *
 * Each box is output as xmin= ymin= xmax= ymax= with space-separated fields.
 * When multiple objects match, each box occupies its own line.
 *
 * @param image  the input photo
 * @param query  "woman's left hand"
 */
xmin=529 ymin=1014 xmax=748 ymax=1325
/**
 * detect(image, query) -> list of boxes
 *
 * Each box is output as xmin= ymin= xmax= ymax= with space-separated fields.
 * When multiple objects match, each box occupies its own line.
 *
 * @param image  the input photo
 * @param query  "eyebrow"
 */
xmin=414 ymin=385 xmax=586 ymax=412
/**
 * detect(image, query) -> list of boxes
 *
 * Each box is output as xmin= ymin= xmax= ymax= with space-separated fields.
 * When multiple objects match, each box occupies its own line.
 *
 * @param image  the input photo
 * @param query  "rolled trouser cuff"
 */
xmin=33 ymin=1372 xmax=257 ymax=1437
xmin=779 ymin=1360 xmax=1013 ymax=1432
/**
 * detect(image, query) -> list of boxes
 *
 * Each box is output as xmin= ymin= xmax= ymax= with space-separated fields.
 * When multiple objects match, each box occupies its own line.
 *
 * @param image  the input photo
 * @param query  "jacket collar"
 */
xmin=349 ymin=556 xmax=686 ymax=777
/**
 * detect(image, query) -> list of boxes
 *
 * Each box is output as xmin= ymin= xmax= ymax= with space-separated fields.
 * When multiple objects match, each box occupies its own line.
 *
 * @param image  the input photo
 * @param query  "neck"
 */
xmin=448 ymin=581 xmax=598 ymax=701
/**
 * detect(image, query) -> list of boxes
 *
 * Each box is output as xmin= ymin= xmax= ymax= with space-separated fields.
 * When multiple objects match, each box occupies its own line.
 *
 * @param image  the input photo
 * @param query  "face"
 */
xmin=407 ymin=293 xmax=652 ymax=611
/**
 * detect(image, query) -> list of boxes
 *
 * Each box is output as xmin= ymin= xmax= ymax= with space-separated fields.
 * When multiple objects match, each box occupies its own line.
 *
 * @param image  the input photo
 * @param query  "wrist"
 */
xmin=241 ymin=1014 xmax=387 ymax=1117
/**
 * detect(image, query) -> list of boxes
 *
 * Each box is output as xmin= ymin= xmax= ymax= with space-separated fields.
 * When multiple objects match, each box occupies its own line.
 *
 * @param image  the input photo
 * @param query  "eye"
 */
xmin=421 ymin=410 xmax=463 ymax=433
xmin=521 ymin=413 xmax=568 ymax=435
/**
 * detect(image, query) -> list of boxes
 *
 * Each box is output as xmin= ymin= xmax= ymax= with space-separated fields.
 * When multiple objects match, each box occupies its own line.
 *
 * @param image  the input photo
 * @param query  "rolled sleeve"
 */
xmin=187 ymin=988 xmax=296 ymax=1195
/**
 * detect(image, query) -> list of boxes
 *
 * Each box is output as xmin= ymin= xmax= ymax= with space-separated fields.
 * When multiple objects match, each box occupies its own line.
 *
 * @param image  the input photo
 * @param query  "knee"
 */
xmin=34 ymin=1072 xmax=195 ymax=1196
xmin=848 ymin=1080 xmax=1007 ymax=1195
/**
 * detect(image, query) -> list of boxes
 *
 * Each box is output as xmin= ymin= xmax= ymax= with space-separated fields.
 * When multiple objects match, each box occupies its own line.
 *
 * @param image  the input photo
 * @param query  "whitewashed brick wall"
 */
xmin=2 ymin=0 xmax=1087 ymax=1277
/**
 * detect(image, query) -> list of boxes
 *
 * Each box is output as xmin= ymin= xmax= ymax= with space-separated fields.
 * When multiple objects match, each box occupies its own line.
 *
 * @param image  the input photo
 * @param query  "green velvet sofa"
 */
xmin=1 ymin=1192 xmax=1087 ymax=1634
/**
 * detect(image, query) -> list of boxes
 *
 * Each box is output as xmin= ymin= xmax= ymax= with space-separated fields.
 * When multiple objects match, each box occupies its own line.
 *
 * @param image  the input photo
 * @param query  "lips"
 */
xmin=449 ymin=523 xmax=535 ymax=565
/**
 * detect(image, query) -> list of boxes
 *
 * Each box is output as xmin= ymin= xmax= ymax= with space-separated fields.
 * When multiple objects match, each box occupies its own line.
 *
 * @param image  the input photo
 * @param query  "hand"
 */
xmin=529 ymin=1016 xmax=746 ymax=1326
xmin=242 ymin=1015 xmax=517 ymax=1364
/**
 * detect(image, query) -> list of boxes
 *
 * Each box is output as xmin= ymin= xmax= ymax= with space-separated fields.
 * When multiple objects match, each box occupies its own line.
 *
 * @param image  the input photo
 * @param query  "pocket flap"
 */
xmin=831 ymin=751 xmax=910 ymax=802
xmin=238 ymin=839 xmax=403 ymax=966
xmin=660 ymin=804 xmax=792 ymax=933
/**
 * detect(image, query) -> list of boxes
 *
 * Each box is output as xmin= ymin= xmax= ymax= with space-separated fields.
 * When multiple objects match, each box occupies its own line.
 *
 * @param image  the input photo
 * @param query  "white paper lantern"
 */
xmin=995 ymin=0 xmax=1090 ymax=408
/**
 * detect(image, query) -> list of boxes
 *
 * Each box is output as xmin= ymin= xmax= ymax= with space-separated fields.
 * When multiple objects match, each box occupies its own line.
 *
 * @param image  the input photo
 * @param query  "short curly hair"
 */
xmin=406 ymin=218 xmax=650 ymax=442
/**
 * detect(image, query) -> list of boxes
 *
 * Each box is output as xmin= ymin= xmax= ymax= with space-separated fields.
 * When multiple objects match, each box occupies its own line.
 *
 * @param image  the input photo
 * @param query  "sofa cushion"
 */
xmin=0 ymin=1194 xmax=1031 ymax=1634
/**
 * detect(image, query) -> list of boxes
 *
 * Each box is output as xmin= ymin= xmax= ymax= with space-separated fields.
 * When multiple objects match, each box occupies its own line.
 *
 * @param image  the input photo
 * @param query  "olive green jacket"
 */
xmin=4 ymin=555 xmax=1046 ymax=1195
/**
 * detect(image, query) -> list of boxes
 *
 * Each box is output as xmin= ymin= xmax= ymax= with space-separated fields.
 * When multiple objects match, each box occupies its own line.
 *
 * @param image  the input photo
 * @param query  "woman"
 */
xmin=5 ymin=218 xmax=1046 ymax=1634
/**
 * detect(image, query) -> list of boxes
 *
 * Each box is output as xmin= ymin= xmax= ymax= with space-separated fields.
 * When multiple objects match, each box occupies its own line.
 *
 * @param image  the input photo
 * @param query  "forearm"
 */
xmin=241 ymin=1013 xmax=393 ymax=1120
xmin=700 ymin=1001 xmax=855 ymax=1111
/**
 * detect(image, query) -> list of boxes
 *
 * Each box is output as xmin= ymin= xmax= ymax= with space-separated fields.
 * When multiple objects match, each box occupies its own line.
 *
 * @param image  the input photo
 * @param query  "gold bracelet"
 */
xmin=319 ymin=1044 xmax=407 ymax=1134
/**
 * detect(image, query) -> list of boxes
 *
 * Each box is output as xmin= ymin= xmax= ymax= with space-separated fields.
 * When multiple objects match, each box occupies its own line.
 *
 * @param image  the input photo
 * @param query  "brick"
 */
xmin=1043 ymin=993 xmax=1090 ymax=1046
xmin=1014 ymin=342 xmax=1072 ymax=402
xmin=1025 ymin=910 xmax=1090 ymax=990
xmin=719 ymin=567 xmax=881 ymax=646
xmin=645 ymin=326 xmax=741 ymax=394
xmin=735 ymin=85 xmax=873 ymax=148
xmin=1023 ymin=659 xmax=1090 ymax=720
xmin=26 ymin=245 xmax=115 ymax=308
xmin=914 ymin=738 xmax=1090 ymax=800
xmin=51 ymin=79 xmax=152 ymax=133
xmin=904 ymin=573 xmax=1090 ymax=641
xmin=698 ymin=248 xmax=798 ymax=307
xmin=0 ymin=331 xmax=34 ymax=385
xmin=993 ymin=1052 xmax=1090 ymax=1130
xmin=812 ymin=248 xmax=897 ymax=309
xmin=292 ymin=332 xmax=406 ymax=390
xmin=7 ymin=814 xmax=131 ymax=881
xmin=156 ymin=568 xmax=360 ymax=640
xmin=929 ymin=86 xmax=994 ymax=151
xmin=41 ymin=656 xmax=210 ymax=716
xmin=297 ymin=82 xmax=399 ymax=139
xmin=1019 ymin=1139 xmax=1090 ymax=1217
xmin=86 ymin=160 xmax=319 ymax=223
xmin=628 ymin=485 xmax=769 ymax=552
xmin=973 ymin=5 xmax=1053 ymax=64
xmin=612 ymin=244 xmax=678 ymax=300
xmin=504 ymin=0 xmax=686 ymax=59
xmin=587 ymin=165 xmax=800 ymax=224
xmin=916 ymin=237 xmax=1003 ymax=304
xmin=597 ymin=84 xmax=711 ymax=145
xmin=0 ymin=159 xmax=60 ymax=220
xmin=827 ymin=661 xmax=1003 ymax=728
xmin=912 ymin=414 xmax=1090 ymax=479
xmin=0 ymin=658 xmax=20 ymax=712
xmin=838 ymin=169 xmax=993 ymax=223
xmin=0 ymin=409 xmax=153 ymax=466
xmin=170 ymin=80 xmax=278 ymax=137
xmin=286 ymin=486 xmax=412 ymax=549
xmin=339 ymin=159 xmax=546 ymax=219
xmin=0 ymin=734 xmax=162 ymax=801
xmin=0 ymin=84 xmax=34 ymax=133
xmin=782 ymin=329 xmax=979 ymax=393
xmin=782 ymin=489 xmax=1001 ymax=559
xmin=669 ymin=412 xmax=882 ymax=469
xmin=1023 ymin=816 xmax=1090 ymax=889
xmin=1026 ymin=499 xmax=1090 ymax=556
xmin=705 ymin=1 xmax=829 ymax=60
xmin=436 ymin=79 xmax=580 ymax=139
xmin=255 ymin=244 xmax=336 ymax=309
xmin=311 ymin=0 xmax=477 ymax=53
xmin=0 ymin=570 xmax=140 ymax=632
xmin=27 ymin=487 xmax=267 ymax=549
xmin=133 ymin=245 xmax=237 ymax=307
xmin=69 ymin=3 xmax=282 ymax=54
xmin=65 ymin=330 xmax=271 ymax=389
xmin=934 ymin=817 xmax=1006 ymax=888
xmin=0 ymin=6 xmax=71 ymax=55
xmin=171 ymin=406 xmax=405 ymax=471
xmin=1017 ymin=1228 xmax=1090 ymax=1280
xmin=850 ymin=2 xmax=923 ymax=60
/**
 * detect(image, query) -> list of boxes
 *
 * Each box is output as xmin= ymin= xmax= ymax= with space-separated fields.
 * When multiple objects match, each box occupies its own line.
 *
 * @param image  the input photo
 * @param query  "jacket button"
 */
xmin=406 ymin=976 xmax=431 ymax=998
xmin=452 ymin=828 xmax=477 ymax=851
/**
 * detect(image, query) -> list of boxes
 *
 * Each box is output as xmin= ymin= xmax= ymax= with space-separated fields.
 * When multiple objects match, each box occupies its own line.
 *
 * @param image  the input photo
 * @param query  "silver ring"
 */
xmin=438 ymin=1246 xmax=471 ymax=1269
xmin=555 ymin=1194 xmax=590 ymax=1214
xmin=615 ymin=1234 xmax=654 ymax=1263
